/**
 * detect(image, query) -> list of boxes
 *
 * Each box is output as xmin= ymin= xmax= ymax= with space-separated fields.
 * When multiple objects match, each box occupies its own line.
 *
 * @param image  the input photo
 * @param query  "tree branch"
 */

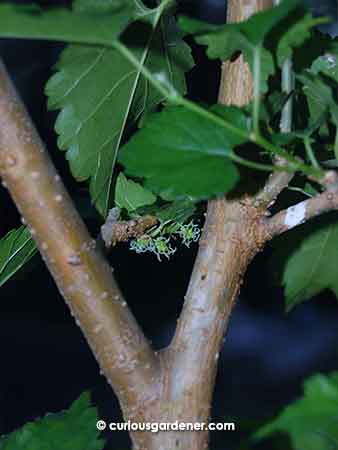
xmin=149 ymin=2 xmax=274 ymax=449
xmin=100 ymin=208 xmax=158 ymax=248
xmin=0 ymin=60 xmax=159 ymax=424
xmin=254 ymin=2 xmax=295 ymax=209
xmin=254 ymin=161 xmax=295 ymax=208
xmin=264 ymin=174 xmax=338 ymax=236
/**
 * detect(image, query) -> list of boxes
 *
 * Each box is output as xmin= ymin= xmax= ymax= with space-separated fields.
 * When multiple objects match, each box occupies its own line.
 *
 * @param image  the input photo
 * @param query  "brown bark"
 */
xmin=218 ymin=0 xmax=273 ymax=105
xmin=146 ymin=2 xmax=274 ymax=449
xmin=0 ymin=61 xmax=160 ymax=441
xmin=3 ymin=1 xmax=338 ymax=450
xmin=264 ymin=171 xmax=338 ymax=237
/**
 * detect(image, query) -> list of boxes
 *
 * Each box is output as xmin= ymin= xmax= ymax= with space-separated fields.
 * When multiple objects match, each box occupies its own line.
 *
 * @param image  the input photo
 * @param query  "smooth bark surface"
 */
xmin=0 ymin=61 xmax=159 ymax=434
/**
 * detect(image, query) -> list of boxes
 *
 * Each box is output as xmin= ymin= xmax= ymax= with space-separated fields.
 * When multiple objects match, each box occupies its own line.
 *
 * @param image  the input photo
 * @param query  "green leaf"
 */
xmin=115 ymin=173 xmax=156 ymax=211
xmin=130 ymin=198 xmax=197 ymax=224
xmin=309 ymin=44 xmax=338 ymax=83
xmin=133 ymin=15 xmax=194 ymax=126
xmin=178 ymin=16 xmax=272 ymax=93
xmin=179 ymin=0 xmax=320 ymax=92
xmin=45 ymin=15 xmax=193 ymax=216
xmin=73 ymin=0 xmax=130 ymax=13
xmin=276 ymin=13 xmax=328 ymax=66
xmin=298 ymin=41 xmax=338 ymax=136
xmin=154 ymin=199 xmax=196 ymax=223
xmin=0 ymin=226 xmax=37 ymax=288
xmin=119 ymin=105 xmax=246 ymax=201
xmin=0 ymin=2 xmax=133 ymax=46
xmin=0 ymin=392 xmax=104 ymax=450
xmin=46 ymin=44 xmax=139 ymax=217
xmin=271 ymin=214 xmax=338 ymax=310
xmin=255 ymin=372 xmax=338 ymax=450
xmin=298 ymin=71 xmax=338 ymax=132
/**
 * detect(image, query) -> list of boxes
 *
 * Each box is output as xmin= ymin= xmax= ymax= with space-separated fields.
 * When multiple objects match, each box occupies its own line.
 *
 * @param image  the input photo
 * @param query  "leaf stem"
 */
xmin=253 ymin=47 xmax=262 ymax=134
xmin=280 ymin=56 xmax=294 ymax=133
xmin=254 ymin=133 xmax=322 ymax=176
xmin=230 ymin=153 xmax=293 ymax=173
xmin=304 ymin=136 xmax=320 ymax=169
xmin=114 ymin=42 xmax=324 ymax=179
xmin=334 ymin=127 xmax=338 ymax=160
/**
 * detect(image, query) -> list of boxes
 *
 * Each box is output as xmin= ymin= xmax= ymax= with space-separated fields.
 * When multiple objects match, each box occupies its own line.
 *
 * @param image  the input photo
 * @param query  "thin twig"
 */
xmin=101 ymin=208 xmax=158 ymax=248
xmin=264 ymin=185 xmax=338 ymax=237
xmin=254 ymin=0 xmax=295 ymax=208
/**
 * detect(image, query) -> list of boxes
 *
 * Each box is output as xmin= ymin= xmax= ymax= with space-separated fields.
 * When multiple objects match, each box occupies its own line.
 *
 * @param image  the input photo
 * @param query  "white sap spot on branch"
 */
xmin=54 ymin=194 xmax=63 ymax=203
xmin=284 ymin=202 xmax=307 ymax=229
xmin=100 ymin=291 xmax=108 ymax=300
xmin=67 ymin=253 xmax=81 ymax=266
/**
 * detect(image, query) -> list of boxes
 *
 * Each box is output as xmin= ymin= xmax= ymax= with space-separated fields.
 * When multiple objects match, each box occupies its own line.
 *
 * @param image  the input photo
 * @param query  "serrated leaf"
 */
xmin=178 ymin=16 xmax=273 ymax=93
xmin=0 ymin=226 xmax=37 ymax=288
xmin=118 ymin=105 xmax=247 ymax=201
xmin=0 ymin=2 xmax=133 ymax=46
xmin=311 ymin=52 xmax=338 ymax=82
xmin=115 ymin=173 xmax=156 ymax=211
xmin=271 ymin=214 xmax=338 ymax=310
xmin=0 ymin=392 xmax=104 ymax=450
xmin=45 ymin=15 xmax=193 ymax=217
xmin=46 ymin=45 xmax=140 ymax=217
xmin=133 ymin=15 xmax=194 ymax=126
xmin=300 ymin=43 xmax=338 ymax=138
xmin=255 ymin=372 xmax=338 ymax=450
xmin=179 ymin=0 xmax=319 ymax=92
xmin=276 ymin=13 xmax=328 ymax=66
xmin=298 ymin=71 xmax=338 ymax=132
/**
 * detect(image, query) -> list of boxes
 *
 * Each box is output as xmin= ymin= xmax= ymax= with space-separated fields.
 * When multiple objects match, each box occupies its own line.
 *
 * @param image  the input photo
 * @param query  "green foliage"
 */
xmin=0 ymin=0 xmax=331 ymax=217
xmin=255 ymin=372 xmax=338 ymax=450
xmin=0 ymin=2 xmax=132 ymax=46
xmin=299 ymin=71 xmax=338 ymax=127
xmin=133 ymin=14 xmax=194 ymax=125
xmin=301 ymin=47 xmax=338 ymax=143
xmin=0 ymin=227 xmax=37 ymax=288
xmin=311 ymin=49 xmax=338 ymax=83
xmin=119 ymin=105 xmax=247 ymax=200
xmin=0 ymin=392 xmax=104 ymax=450
xmin=271 ymin=215 xmax=338 ymax=310
xmin=153 ymin=199 xmax=196 ymax=223
xmin=46 ymin=44 xmax=137 ymax=216
xmin=179 ymin=0 xmax=323 ymax=92
xmin=45 ymin=11 xmax=193 ymax=216
xmin=2 ymin=0 xmax=338 ymax=292
xmin=115 ymin=173 xmax=156 ymax=212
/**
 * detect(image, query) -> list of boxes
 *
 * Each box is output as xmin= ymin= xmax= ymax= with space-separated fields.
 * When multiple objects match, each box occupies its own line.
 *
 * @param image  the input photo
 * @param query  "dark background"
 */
xmin=1 ymin=1 xmax=338 ymax=449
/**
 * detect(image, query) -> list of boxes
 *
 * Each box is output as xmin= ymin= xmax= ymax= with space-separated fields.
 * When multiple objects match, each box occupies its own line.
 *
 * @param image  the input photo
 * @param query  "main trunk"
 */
xmin=130 ymin=1 xmax=273 ymax=449
xmin=146 ymin=200 xmax=267 ymax=450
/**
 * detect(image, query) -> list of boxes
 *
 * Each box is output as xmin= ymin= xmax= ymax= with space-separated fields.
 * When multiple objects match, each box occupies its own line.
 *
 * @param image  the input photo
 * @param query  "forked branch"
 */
xmin=2 ymin=1 xmax=338 ymax=449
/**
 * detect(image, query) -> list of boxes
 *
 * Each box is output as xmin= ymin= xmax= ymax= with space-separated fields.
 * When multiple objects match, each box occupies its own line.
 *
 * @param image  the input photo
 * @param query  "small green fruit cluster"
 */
xmin=129 ymin=221 xmax=201 ymax=261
